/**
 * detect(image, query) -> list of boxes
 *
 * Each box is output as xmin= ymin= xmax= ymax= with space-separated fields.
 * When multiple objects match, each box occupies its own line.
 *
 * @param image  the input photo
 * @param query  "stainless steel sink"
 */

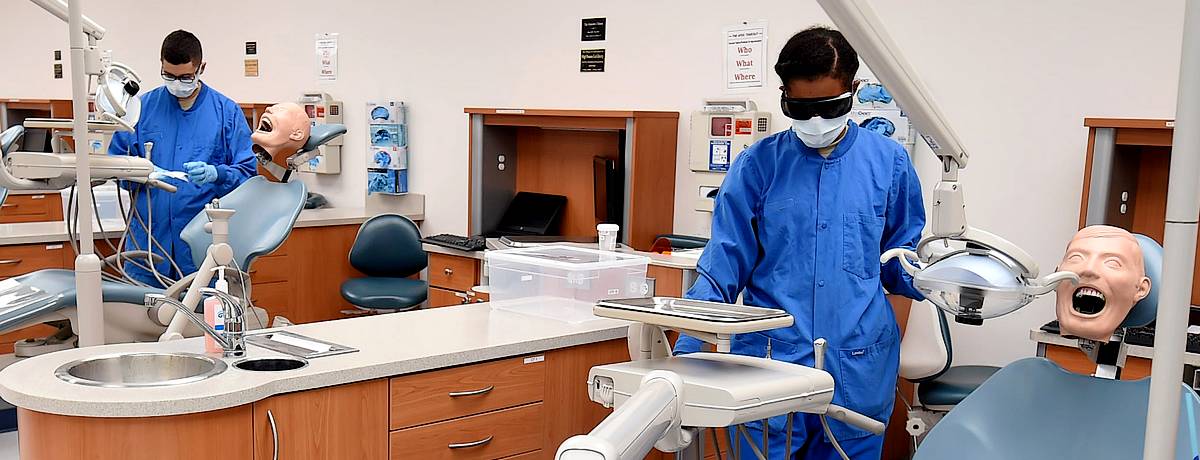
xmin=54 ymin=352 xmax=227 ymax=387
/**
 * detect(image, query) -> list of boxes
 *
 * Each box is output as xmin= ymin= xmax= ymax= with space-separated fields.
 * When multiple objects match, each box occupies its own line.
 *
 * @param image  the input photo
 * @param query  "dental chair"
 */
xmin=1 ymin=175 xmax=304 ymax=354
xmin=913 ymin=235 xmax=1200 ymax=460
xmin=898 ymin=300 xmax=1000 ymax=439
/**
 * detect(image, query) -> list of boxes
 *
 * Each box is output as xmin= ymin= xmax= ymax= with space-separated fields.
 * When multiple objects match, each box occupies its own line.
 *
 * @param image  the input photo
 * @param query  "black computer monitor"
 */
xmin=492 ymin=192 xmax=567 ymax=236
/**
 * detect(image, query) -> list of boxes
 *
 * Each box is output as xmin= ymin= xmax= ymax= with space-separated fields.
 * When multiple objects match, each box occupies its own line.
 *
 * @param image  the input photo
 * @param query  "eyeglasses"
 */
xmin=780 ymin=91 xmax=853 ymax=121
xmin=161 ymin=65 xmax=203 ymax=84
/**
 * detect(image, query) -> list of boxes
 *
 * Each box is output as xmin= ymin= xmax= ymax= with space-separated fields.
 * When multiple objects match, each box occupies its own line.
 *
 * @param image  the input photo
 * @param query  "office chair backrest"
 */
xmin=180 ymin=176 xmax=307 ymax=270
xmin=899 ymin=301 xmax=953 ymax=382
xmin=348 ymin=214 xmax=427 ymax=277
xmin=1122 ymin=233 xmax=1162 ymax=328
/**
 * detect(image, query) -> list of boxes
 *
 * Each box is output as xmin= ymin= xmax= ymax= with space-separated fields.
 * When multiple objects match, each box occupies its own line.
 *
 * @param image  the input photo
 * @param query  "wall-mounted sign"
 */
xmin=581 ymin=48 xmax=606 ymax=72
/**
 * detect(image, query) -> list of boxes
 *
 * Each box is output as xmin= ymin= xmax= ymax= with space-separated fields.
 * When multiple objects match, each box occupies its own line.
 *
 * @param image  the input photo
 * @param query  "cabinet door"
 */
xmin=254 ymin=379 xmax=389 ymax=460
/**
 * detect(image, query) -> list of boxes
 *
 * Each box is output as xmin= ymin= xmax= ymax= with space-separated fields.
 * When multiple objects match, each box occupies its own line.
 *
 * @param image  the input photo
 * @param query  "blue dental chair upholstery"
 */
xmin=340 ymin=214 xmax=428 ymax=312
xmin=0 ymin=126 xmax=23 ymax=206
xmin=915 ymin=234 xmax=1200 ymax=459
xmin=2 ymin=176 xmax=306 ymax=333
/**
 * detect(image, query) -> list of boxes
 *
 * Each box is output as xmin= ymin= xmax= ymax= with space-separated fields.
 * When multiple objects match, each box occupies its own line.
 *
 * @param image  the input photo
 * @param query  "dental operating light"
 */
xmin=817 ymin=0 xmax=1077 ymax=325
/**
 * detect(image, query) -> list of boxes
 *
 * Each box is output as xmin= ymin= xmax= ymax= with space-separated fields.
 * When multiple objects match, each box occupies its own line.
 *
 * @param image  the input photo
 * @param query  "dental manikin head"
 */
xmin=251 ymin=102 xmax=311 ymax=181
xmin=1055 ymin=226 xmax=1151 ymax=342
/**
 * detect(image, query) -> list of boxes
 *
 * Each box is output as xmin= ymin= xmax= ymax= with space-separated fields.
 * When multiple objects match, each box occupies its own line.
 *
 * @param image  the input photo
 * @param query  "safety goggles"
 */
xmin=161 ymin=64 xmax=204 ymax=84
xmin=780 ymin=91 xmax=853 ymax=121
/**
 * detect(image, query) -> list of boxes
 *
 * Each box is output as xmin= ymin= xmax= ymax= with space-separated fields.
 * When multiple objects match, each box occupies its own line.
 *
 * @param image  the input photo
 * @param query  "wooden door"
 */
xmin=253 ymin=379 xmax=389 ymax=460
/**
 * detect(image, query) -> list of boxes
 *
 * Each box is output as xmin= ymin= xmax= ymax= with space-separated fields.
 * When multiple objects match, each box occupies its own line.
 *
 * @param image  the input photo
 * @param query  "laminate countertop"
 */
xmin=0 ymin=303 xmax=628 ymax=417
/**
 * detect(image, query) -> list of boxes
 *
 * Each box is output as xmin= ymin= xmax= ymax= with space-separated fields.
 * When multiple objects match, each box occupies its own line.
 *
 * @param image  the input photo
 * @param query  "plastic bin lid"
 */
xmin=486 ymin=245 xmax=649 ymax=270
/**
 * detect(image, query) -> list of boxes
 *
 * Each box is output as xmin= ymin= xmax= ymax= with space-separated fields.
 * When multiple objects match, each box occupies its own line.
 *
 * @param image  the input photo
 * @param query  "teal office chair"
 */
xmin=914 ymin=235 xmax=1200 ymax=459
xmin=340 ymin=214 xmax=428 ymax=312
xmin=899 ymin=300 xmax=1001 ymax=434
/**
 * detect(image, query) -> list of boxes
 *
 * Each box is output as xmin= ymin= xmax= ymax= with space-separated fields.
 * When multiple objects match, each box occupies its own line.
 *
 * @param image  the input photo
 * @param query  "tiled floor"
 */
xmin=0 ymin=431 xmax=16 ymax=459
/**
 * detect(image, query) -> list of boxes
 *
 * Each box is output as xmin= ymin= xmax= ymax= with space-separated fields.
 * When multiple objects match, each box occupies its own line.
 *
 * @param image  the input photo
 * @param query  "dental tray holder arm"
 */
xmin=558 ymin=298 xmax=884 ymax=460
xmin=157 ymin=201 xmax=238 ymax=341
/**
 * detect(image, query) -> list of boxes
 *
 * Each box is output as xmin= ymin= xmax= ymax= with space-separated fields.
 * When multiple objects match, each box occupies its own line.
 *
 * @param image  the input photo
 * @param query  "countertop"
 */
xmin=423 ymin=239 xmax=700 ymax=270
xmin=0 ymin=303 xmax=628 ymax=417
xmin=1029 ymin=329 xmax=1200 ymax=367
xmin=0 ymin=207 xmax=418 ymax=246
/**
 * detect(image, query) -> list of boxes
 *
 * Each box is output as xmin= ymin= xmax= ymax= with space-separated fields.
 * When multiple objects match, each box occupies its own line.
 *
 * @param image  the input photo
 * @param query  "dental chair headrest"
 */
xmin=299 ymin=124 xmax=347 ymax=154
xmin=1122 ymin=234 xmax=1162 ymax=328
xmin=1 ymin=126 xmax=24 ymax=156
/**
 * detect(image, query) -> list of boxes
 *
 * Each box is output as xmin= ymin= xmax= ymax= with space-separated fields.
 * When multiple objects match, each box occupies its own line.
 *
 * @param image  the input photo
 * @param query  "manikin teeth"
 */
xmin=1074 ymin=287 xmax=1105 ymax=300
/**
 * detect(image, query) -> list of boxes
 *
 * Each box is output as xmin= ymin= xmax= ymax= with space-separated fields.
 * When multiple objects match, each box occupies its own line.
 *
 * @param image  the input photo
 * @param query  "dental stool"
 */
xmin=899 ymin=300 xmax=1000 ymax=439
xmin=340 ymin=214 xmax=428 ymax=312
xmin=914 ymin=235 xmax=1200 ymax=459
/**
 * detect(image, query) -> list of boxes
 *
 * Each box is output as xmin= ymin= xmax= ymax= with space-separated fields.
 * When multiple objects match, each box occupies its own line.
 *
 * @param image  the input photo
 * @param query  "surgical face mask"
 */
xmin=792 ymin=113 xmax=850 ymax=148
xmin=164 ymin=78 xmax=198 ymax=98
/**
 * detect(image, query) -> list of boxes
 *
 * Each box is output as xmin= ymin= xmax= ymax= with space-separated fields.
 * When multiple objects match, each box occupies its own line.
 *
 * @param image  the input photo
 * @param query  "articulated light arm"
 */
xmin=29 ymin=0 xmax=104 ymax=41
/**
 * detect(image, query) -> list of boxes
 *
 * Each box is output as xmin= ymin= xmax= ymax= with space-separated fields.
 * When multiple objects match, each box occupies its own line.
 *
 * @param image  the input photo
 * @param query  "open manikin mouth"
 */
xmin=257 ymin=116 xmax=274 ymax=133
xmin=1072 ymin=286 xmax=1106 ymax=316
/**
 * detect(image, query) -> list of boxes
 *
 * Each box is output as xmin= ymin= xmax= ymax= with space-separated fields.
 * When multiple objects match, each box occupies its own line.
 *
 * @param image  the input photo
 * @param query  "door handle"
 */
xmin=267 ymin=409 xmax=278 ymax=460
xmin=448 ymin=435 xmax=493 ymax=449
xmin=448 ymin=385 xmax=494 ymax=397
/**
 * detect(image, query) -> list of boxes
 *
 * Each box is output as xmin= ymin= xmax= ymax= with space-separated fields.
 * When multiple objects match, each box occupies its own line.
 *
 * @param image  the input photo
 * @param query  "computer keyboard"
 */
xmin=421 ymin=234 xmax=487 ymax=252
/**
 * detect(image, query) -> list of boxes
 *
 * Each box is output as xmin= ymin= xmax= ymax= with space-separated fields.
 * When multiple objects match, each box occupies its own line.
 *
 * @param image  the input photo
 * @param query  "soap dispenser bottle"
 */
xmin=204 ymin=268 xmax=229 ymax=354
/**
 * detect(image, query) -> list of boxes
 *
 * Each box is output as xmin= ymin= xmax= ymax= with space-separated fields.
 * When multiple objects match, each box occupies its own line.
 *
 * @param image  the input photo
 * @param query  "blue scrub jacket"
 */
xmin=109 ymin=84 xmax=257 ymax=285
xmin=676 ymin=122 xmax=926 ymax=448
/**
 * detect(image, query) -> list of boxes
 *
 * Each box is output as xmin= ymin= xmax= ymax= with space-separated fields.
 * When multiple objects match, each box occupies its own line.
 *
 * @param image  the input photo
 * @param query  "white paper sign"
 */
xmin=725 ymin=23 xmax=767 ymax=90
xmin=315 ymin=33 xmax=339 ymax=81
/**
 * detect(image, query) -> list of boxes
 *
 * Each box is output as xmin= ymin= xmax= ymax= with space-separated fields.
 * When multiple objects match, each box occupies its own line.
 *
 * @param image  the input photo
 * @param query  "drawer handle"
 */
xmin=448 ymin=385 xmax=494 ymax=397
xmin=0 ymin=259 xmax=22 ymax=265
xmin=267 ymin=410 xmax=278 ymax=460
xmin=0 ymin=204 xmax=16 ymax=208
xmin=444 ymin=268 xmax=454 ymax=276
xmin=448 ymin=435 xmax=493 ymax=449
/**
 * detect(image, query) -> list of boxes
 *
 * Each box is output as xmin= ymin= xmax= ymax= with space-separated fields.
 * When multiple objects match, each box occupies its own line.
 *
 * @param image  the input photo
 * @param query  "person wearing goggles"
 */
xmin=107 ymin=30 xmax=257 ymax=287
xmin=673 ymin=26 xmax=926 ymax=460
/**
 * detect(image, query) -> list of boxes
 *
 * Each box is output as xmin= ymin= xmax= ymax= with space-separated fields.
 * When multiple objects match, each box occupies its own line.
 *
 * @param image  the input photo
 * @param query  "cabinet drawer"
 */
xmin=390 ymin=355 xmax=545 ymax=430
xmin=428 ymin=253 xmax=479 ymax=291
xmin=499 ymin=451 xmax=540 ymax=460
xmin=389 ymin=403 xmax=543 ymax=460
xmin=0 ymin=194 xmax=61 ymax=223
xmin=0 ymin=243 xmax=67 ymax=278
xmin=250 ymin=281 xmax=292 ymax=319
xmin=247 ymin=254 xmax=291 ymax=284
xmin=429 ymin=287 xmax=464 ymax=308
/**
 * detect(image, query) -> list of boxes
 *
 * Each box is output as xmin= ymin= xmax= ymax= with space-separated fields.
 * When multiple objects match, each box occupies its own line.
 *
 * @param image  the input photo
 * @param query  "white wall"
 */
xmin=0 ymin=0 xmax=1186 ymax=366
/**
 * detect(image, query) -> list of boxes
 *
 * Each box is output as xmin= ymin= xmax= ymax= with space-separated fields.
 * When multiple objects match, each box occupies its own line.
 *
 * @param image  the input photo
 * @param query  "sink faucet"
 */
xmin=146 ymin=289 xmax=246 ymax=357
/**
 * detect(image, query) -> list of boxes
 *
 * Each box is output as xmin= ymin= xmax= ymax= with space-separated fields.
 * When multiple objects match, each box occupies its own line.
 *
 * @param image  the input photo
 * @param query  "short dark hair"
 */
xmin=161 ymin=30 xmax=202 ymax=66
xmin=774 ymin=26 xmax=858 ymax=89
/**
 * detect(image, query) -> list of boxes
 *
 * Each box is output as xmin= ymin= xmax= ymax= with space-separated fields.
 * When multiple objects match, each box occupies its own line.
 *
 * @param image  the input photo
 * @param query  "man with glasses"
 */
xmin=673 ymin=26 xmax=926 ymax=459
xmin=108 ymin=30 xmax=257 ymax=287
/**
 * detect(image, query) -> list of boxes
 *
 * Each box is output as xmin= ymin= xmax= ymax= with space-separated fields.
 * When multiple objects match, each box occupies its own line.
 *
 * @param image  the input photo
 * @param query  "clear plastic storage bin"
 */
xmin=485 ymin=245 xmax=650 ymax=323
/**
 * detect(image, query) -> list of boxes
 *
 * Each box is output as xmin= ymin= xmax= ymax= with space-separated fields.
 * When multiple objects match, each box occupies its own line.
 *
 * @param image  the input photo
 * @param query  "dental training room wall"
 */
xmin=0 ymin=1 xmax=1186 ymax=366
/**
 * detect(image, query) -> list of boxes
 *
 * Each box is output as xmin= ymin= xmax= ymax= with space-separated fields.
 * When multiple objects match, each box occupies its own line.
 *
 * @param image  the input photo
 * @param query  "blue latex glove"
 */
xmin=857 ymin=83 xmax=894 ymax=104
xmin=183 ymin=161 xmax=218 ymax=185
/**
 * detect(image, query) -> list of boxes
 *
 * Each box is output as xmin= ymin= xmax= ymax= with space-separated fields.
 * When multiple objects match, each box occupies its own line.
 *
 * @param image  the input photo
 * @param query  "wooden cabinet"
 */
xmin=390 ymin=403 xmax=544 ymax=460
xmin=253 ymin=379 xmax=389 ymax=460
xmin=0 ymin=194 xmax=63 ymax=224
xmin=646 ymin=265 xmax=684 ymax=297
xmin=390 ymin=355 xmax=545 ymax=430
xmin=427 ymin=253 xmax=483 ymax=308
xmin=1044 ymin=344 xmax=1152 ymax=380
xmin=15 ymin=338 xmax=629 ymax=460
xmin=0 ymin=242 xmax=68 ymax=280
xmin=17 ymin=406 xmax=254 ymax=460
xmin=429 ymin=253 xmax=480 ymax=292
